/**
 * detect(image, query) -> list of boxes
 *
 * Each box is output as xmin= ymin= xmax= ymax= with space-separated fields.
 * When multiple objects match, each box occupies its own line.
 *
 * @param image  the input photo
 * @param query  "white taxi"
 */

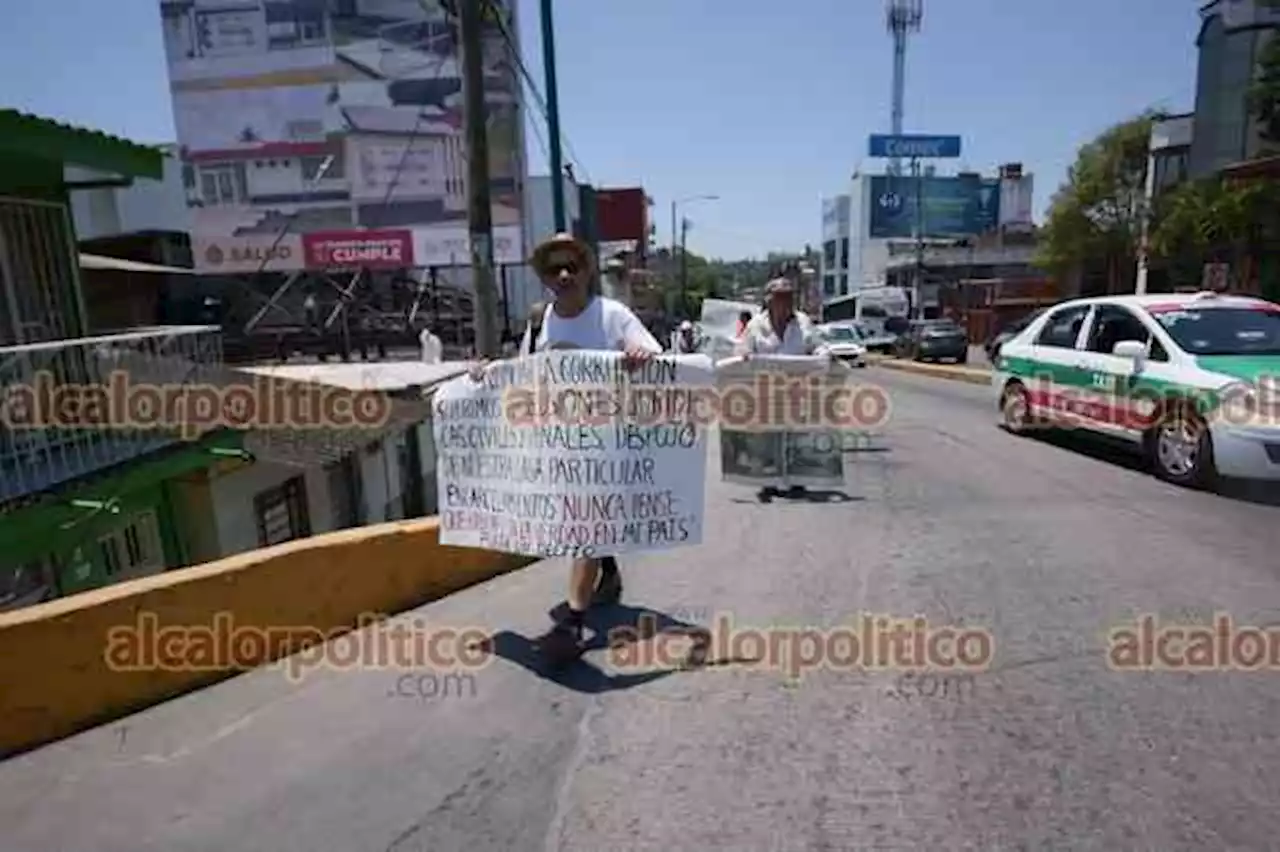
xmin=816 ymin=322 xmax=868 ymax=367
xmin=991 ymin=291 xmax=1280 ymax=489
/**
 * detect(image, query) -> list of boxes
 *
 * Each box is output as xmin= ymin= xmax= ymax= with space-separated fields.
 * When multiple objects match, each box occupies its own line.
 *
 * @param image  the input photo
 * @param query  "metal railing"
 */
xmin=0 ymin=326 xmax=223 ymax=505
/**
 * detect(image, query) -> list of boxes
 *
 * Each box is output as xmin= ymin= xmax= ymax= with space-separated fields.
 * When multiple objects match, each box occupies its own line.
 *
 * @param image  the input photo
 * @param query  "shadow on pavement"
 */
xmin=729 ymin=489 xmax=863 ymax=504
xmin=760 ymin=488 xmax=862 ymax=504
xmin=475 ymin=604 xmax=760 ymax=693
xmin=1023 ymin=427 xmax=1280 ymax=507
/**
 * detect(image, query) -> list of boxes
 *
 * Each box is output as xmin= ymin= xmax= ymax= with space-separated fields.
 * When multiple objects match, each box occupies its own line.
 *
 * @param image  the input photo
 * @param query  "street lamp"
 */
xmin=670 ymin=194 xmax=718 ymax=318
xmin=670 ymin=194 xmax=719 ymax=257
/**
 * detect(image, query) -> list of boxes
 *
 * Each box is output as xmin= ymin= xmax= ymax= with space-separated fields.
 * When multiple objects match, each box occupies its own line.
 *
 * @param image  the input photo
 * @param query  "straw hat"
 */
xmin=763 ymin=277 xmax=795 ymax=300
xmin=530 ymin=232 xmax=592 ymax=274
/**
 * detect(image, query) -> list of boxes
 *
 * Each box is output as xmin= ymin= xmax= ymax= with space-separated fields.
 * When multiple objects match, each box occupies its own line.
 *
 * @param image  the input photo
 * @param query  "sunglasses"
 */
xmin=540 ymin=257 xmax=581 ymax=277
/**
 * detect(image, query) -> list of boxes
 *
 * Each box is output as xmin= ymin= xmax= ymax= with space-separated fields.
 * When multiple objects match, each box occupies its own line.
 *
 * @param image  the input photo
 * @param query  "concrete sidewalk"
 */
xmin=866 ymin=346 xmax=993 ymax=386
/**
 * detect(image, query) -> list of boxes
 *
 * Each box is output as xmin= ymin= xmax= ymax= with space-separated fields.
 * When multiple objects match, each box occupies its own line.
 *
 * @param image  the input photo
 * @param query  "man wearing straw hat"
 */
xmin=737 ymin=277 xmax=830 ymax=358
xmin=735 ymin=277 xmax=831 ymax=499
xmin=471 ymin=232 xmax=663 ymax=665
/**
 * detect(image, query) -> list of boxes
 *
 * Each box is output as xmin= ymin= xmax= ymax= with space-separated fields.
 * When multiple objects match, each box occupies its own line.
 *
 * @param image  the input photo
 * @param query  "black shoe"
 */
xmin=787 ymin=485 xmax=806 ymax=497
xmin=758 ymin=487 xmax=775 ymax=502
xmin=592 ymin=558 xmax=623 ymax=606
xmin=535 ymin=621 xmax=585 ymax=668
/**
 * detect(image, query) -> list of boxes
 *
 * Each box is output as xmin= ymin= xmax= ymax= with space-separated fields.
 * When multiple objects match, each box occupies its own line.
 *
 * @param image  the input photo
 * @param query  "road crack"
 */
xmin=542 ymin=697 xmax=605 ymax=852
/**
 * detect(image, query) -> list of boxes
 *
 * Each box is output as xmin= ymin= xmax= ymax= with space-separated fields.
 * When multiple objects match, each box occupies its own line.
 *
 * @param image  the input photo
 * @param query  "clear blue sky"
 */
xmin=3 ymin=0 xmax=1197 ymax=260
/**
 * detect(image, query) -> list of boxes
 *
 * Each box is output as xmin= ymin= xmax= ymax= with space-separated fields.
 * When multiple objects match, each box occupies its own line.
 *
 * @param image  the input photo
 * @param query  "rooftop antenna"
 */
xmin=886 ymin=0 xmax=923 ymax=177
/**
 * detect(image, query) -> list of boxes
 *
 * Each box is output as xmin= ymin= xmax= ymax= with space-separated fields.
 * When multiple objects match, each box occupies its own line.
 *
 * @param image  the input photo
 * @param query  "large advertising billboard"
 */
xmin=868 ymin=175 xmax=1000 ymax=239
xmin=158 ymin=0 xmax=525 ymax=274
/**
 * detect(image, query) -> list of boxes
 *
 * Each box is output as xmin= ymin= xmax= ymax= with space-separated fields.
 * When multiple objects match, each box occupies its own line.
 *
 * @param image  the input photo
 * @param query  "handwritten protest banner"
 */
xmin=714 ymin=354 xmax=852 ymax=489
xmin=434 ymin=351 xmax=714 ymax=558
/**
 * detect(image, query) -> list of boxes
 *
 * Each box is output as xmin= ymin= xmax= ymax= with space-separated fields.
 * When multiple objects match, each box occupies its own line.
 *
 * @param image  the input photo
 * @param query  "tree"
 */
xmin=1036 ymin=112 xmax=1163 ymax=294
xmin=1149 ymin=175 xmax=1280 ymax=290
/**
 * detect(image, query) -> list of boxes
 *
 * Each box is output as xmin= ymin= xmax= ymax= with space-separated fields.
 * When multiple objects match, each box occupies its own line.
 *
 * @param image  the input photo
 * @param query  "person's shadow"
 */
xmin=474 ymin=603 xmax=759 ymax=693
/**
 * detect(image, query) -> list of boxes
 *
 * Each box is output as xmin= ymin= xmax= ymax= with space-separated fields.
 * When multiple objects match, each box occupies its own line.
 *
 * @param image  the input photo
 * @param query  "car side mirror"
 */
xmin=1112 ymin=340 xmax=1147 ymax=361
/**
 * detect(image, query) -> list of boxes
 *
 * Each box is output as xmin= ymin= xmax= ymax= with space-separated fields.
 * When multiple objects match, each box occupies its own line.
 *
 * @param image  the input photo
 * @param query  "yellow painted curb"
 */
xmin=873 ymin=358 xmax=993 ymax=386
xmin=0 ymin=518 xmax=531 ymax=758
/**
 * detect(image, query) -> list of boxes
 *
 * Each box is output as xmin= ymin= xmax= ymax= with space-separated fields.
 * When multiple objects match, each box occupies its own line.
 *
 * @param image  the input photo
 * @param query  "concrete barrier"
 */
xmin=0 ymin=518 xmax=530 ymax=758
xmin=872 ymin=357 xmax=993 ymax=386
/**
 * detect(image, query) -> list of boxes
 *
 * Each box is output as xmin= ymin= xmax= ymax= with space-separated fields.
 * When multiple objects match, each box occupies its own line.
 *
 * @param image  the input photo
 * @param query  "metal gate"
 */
xmin=0 ymin=196 xmax=87 ymax=346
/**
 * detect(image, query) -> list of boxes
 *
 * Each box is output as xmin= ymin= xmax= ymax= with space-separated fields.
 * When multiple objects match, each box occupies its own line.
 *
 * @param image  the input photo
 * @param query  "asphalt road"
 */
xmin=5 ymin=368 xmax=1280 ymax=851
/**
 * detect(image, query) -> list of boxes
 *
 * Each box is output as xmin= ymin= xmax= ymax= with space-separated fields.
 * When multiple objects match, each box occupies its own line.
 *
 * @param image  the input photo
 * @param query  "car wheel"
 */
xmin=1000 ymin=381 xmax=1037 ymax=435
xmin=957 ymin=350 xmax=968 ymax=364
xmin=1146 ymin=402 xmax=1216 ymax=489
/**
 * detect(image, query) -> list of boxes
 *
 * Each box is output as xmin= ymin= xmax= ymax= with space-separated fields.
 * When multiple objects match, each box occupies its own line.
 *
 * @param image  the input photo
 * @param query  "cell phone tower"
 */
xmin=886 ymin=0 xmax=923 ymax=176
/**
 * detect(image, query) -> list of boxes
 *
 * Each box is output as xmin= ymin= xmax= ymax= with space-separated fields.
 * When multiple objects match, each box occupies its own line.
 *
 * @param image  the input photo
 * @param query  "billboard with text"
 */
xmin=868 ymin=175 xmax=1000 ymax=239
xmin=158 ymin=0 xmax=525 ymax=273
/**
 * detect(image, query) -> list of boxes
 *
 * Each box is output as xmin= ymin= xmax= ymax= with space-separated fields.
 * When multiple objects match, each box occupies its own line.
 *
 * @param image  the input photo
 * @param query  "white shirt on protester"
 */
xmin=533 ymin=296 xmax=663 ymax=353
xmin=736 ymin=311 xmax=830 ymax=357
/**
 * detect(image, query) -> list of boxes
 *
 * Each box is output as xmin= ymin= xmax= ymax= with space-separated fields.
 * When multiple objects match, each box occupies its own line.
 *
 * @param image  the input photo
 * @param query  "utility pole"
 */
xmin=912 ymin=155 xmax=925 ymax=319
xmin=679 ymin=216 xmax=689 ymax=318
xmin=539 ymin=0 xmax=566 ymax=231
xmin=670 ymin=200 xmax=678 ymax=261
xmin=459 ymin=0 xmax=499 ymax=357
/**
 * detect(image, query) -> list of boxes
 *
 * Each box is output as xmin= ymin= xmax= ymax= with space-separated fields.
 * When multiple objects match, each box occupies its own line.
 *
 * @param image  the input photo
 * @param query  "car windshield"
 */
xmin=821 ymin=326 xmax=860 ymax=341
xmin=1146 ymin=305 xmax=1280 ymax=355
xmin=922 ymin=321 xmax=960 ymax=333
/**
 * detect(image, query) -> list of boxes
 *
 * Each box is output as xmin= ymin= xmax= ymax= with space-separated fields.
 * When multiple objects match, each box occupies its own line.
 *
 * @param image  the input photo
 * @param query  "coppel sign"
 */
xmin=868 ymin=134 xmax=962 ymax=159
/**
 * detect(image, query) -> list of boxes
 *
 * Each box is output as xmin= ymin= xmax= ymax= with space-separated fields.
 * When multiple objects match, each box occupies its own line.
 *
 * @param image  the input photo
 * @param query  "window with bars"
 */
xmin=97 ymin=511 xmax=164 ymax=580
xmin=254 ymin=476 xmax=312 ymax=547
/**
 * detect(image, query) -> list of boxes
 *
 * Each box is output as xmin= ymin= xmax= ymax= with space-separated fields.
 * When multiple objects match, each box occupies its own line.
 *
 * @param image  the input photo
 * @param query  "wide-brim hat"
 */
xmin=531 ymin=232 xmax=592 ymax=274
xmin=764 ymin=277 xmax=796 ymax=300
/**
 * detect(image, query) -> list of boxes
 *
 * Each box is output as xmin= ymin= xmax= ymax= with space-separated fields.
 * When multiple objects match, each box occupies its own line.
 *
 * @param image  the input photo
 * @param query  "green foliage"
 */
xmin=1149 ymin=175 xmax=1280 ymax=288
xmin=653 ymin=250 xmax=780 ymax=316
xmin=1036 ymin=112 xmax=1163 ymax=291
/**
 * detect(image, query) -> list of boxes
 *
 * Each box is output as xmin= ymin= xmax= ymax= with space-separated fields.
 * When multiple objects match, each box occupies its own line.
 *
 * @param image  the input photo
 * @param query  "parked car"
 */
xmin=895 ymin=319 xmax=969 ymax=363
xmin=854 ymin=319 xmax=901 ymax=354
xmin=984 ymin=308 xmax=1046 ymax=362
xmin=816 ymin=323 xmax=868 ymax=366
xmin=993 ymin=290 xmax=1280 ymax=489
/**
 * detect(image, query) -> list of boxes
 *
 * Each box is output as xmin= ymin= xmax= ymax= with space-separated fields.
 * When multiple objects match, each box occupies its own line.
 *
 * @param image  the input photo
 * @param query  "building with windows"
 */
xmin=818 ymin=194 xmax=852 ymax=300
xmin=819 ymin=163 xmax=1035 ymax=314
xmin=0 ymin=110 xmax=452 ymax=613
xmin=1158 ymin=0 xmax=1280 ymax=186
xmin=1189 ymin=0 xmax=1280 ymax=179
xmin=1135 ymin=1 xmax=1280 ymax=296
xmin=0 ymin=109 xmax=241 ymax=609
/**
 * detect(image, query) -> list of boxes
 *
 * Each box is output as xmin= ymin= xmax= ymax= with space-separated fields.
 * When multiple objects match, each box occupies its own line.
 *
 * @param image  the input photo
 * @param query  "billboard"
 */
xmin=158 ymin=0 xmax=525 ymax=273
xmin=868 ymin=175 xmax=1000 ymax=239
xmin=594 ymin=187 xmax=648 ymax=244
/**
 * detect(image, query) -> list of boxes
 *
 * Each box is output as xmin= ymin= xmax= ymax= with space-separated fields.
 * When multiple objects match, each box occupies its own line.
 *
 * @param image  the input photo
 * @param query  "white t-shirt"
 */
xmin=736 ymin=311 xmax=829 ymax=356
xmin=419 ymin=329 xmax=442 ymax=363
xmin=533 ymin=296 xmax=662 ymax=353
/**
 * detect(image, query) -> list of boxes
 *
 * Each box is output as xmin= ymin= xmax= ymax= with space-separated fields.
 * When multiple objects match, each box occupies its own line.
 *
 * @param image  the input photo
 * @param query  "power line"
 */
xmin=486 ymin=0 xmax=592 ymax=185
xmin=524 ymin=98 xmax=552 ymax=171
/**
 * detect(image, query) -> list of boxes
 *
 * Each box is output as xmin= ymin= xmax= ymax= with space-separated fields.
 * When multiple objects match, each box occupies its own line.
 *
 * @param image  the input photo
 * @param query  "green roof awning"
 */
xmin=0 ymin=110 xmax=163 ymax=181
